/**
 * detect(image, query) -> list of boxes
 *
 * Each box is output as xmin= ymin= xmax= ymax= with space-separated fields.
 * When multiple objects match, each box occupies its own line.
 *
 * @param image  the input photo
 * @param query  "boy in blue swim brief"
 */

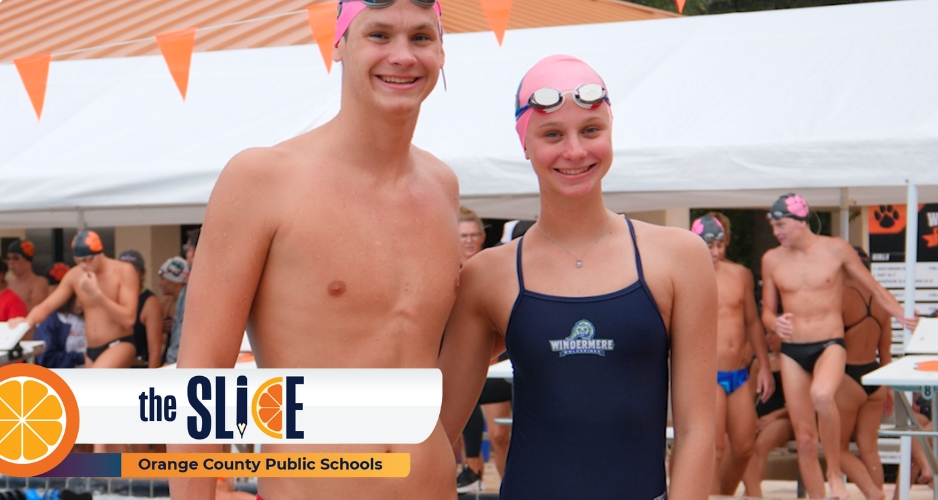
xmin=693 ymin=214 xmax=774 ymax=495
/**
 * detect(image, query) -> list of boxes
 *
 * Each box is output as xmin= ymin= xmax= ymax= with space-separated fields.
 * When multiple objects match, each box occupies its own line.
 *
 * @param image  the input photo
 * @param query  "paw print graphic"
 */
xmin=874 ymin=205 xmax=901 ymax=229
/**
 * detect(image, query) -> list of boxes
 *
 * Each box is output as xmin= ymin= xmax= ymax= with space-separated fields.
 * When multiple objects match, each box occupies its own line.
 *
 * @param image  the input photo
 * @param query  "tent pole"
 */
xmin=840 ymin=187 xmax=850 ymax=242
xmin=904 ymin=183 xmax=918 ymax=348
xmin=77 ymin=209 xmax=86 ymax=230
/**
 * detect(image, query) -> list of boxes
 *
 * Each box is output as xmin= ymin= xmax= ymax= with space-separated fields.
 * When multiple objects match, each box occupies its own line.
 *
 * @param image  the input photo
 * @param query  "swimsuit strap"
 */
xmin=844 ymin=285 xmax=880 ymax=331
xmin=515 ymin=235 xmax=526 ymax=291
xmin=625 ymin=218 xmax=647 ymax=283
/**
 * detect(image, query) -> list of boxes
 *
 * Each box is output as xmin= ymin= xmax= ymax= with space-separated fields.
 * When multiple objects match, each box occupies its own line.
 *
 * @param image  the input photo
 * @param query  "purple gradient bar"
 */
xmin=38 ymin=453 xmax=121 ymax=477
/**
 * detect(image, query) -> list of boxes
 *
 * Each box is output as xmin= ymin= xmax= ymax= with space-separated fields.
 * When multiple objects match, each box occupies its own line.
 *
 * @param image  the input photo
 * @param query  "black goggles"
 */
xmin=347 ymin=0 xmax=437 ymax=7
xmin=767 ymin=211 xmax=807 ymax=221
xmin=515 ymin=83 xmax=609 ymax=118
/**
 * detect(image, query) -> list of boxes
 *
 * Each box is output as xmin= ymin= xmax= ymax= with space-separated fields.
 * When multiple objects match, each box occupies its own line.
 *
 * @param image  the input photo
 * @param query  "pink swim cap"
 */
xmin=515 ymin=55 xmax=610 ymax=149
xmin=335 ymin=0 xmax=443 ymax=47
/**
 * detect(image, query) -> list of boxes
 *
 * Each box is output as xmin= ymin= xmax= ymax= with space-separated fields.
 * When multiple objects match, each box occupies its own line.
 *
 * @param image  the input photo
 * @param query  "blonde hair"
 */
xmin=459 ymin=206 xmax=485 ymax=235
xmin=706 ymin=212 xmax=731 ymax=242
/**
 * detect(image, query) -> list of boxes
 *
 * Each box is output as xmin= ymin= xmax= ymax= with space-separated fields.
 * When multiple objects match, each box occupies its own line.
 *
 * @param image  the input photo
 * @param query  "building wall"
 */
xmin=830 ymin=206 xmax=869 ymax=250
xmin=628 ymin=208 xmax=690 ymax=229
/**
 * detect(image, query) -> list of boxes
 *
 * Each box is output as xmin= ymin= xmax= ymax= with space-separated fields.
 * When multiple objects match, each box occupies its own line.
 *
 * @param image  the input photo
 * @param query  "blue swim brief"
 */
xmin=717 ymin=367 xmax=750 ymax=395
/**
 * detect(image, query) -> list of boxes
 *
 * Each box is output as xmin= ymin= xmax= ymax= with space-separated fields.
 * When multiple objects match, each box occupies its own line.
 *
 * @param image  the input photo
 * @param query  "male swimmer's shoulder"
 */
xmin=61 ymin=266 xmax=83 ymax=285
xmin=724 ymin=260 xmax=750 ymax=276
xmin=412 ymin=146 xmax=458 ymax=194
xmin=822 ymin=235 xmax=854 ymax=258
xmin=212 ymin=146 xmax=303 ymax=205
xmin=762 ymin=245 xmax=784 ymax=263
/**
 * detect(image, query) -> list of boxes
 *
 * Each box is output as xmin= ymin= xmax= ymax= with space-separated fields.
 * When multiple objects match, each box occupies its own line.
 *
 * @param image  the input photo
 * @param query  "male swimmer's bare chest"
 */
xmin=773 ymin=248 xmax=842 ymax=296
xmin=9 ymin=280 xmax=31 ymax=304
xmin=78 ymin=271 xmax=129 ymax=341
xmin=716 ymin=268 xmax=745 ymax=316
xmin=249 ymin=175 xmax=459 ymax=368
xmin=714 ymin=267 xmax=749 ymax=367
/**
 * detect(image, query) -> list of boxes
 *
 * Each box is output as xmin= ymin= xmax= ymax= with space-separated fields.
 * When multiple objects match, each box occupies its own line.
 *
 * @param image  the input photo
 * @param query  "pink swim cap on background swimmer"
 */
xmin=768 ymin=193 xmax=810 ymax=221
xmin=334 ymin=0 xmax=443 ymax=47
xmin=515 ymin=55 xmax=611 ymax=149
xmin=691 ymin=216 xmax=726 ymax=243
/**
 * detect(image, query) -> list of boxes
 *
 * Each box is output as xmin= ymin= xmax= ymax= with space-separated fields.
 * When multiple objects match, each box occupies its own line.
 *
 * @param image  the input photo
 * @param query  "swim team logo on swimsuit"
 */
xmin=548 ymin=319 xmax=615 ymax=357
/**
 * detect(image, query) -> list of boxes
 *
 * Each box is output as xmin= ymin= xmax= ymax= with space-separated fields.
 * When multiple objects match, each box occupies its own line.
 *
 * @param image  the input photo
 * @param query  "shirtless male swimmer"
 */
xmin=168 ymin=1 xmax=460 ymax=499
xmin=6 ymin=239 xmax=49 ymax=311
xmin=12 ymin=230 xmax=138 ymax=368
xmin=761 ymin=193 xmax=917 ymax=500
xmin=692 ymin=214 xmax=774 ymax=495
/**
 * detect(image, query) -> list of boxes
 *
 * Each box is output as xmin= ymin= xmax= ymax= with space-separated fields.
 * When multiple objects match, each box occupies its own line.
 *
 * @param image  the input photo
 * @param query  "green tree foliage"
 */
xmin=624 ymin=0 xmax=892 ymax=16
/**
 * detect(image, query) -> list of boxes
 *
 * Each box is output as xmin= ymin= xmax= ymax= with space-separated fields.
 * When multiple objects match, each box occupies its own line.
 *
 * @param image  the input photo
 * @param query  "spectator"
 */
xmin=6 ymin=239 xmax=49 ymax=311
xmin=835 ymin=246 xmax=891 ymax=500
xmin=157 ymin=256 xmax=189 ymax=360
xmin=0 ymin=260 xmax=27 ymax=321
xmin=34 ymin=295 xmax=86 ymax=369
xmin=47 ymin=262 xmax=71 ymax=294
xmin=118 ymin=250 xmax=163 ymax=368
xmin=164 ymin=228 xmax=199 ymax=364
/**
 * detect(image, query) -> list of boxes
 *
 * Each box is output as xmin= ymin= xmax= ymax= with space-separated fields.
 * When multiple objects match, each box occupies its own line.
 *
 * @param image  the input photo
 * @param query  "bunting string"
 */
xmin=4 ymin=0 xmax=524 ymax=120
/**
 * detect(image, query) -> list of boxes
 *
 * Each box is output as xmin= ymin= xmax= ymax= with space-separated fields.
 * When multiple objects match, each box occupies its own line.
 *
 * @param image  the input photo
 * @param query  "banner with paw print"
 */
xmin=869 ymin=204 xmax=938 ymax=263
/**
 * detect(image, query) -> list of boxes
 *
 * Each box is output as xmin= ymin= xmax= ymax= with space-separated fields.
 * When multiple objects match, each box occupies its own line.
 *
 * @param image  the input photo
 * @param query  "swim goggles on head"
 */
xmin=766 ymin=211 xmax=787 ymax=220
xmin=766 ymin=210 xmax=808 ymax=221
xmin=698 ymin=228 xmax=724 ymax=242
xmin=515 ymin=83 xmax=609 ymax=118
xmin=342 ymin=0 xmax=437 ymax=8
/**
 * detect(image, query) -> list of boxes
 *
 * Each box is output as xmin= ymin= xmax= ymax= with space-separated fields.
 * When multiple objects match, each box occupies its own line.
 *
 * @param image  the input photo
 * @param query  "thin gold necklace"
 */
xmin=535 ymin=215 xmax=613 ymax=268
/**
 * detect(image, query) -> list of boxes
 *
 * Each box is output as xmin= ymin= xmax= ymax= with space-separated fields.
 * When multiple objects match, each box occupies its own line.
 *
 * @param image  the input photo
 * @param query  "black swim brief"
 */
xmin=845 ymin=361 xmax=881 ymax=396
xmin=780 ymin=338 xmax=845 ymax=374
xmin=86 ymin=335 xmax=135 ymax=362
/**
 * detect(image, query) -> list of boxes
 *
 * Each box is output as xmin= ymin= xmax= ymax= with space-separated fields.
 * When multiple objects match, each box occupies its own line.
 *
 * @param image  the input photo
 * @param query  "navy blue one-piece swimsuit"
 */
xmin=501 ymin=219 xmax=670 ymax=500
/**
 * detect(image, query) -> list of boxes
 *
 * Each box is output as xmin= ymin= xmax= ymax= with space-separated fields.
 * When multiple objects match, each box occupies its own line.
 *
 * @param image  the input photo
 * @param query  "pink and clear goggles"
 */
xmin=514 ymin=83 xmax=608 ymax=119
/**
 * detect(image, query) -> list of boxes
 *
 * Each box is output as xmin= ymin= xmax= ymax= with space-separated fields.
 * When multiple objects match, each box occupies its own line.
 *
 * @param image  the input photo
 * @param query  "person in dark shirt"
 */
xmin=34 ymin=295 xmax=86 ymax=369
xmin=118 ymin=250 xmax=163 ymax=368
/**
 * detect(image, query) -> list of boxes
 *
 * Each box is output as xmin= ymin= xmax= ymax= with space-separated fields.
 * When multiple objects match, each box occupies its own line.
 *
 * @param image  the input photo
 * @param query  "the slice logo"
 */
xmin=0 ymin=364 xmax=79 ymax=476
xmin=186 ymin=374 xmax=303 ymax=441
xmin=549 ymin=319 xmax=615 ymax=357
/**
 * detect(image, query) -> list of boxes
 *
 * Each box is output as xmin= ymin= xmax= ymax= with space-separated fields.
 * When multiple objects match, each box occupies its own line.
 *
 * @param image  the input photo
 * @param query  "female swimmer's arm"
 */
xmin=667 ymin=231 xmax=718 ymax=500
xmin=439 ymin=254 xmax=500 ymax=446
xmin=873 ymin=295 xmax=894 ymax=416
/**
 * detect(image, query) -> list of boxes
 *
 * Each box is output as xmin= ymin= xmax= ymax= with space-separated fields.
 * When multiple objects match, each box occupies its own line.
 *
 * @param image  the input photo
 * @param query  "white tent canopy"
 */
xmin=2 ymin=0 xmax=938 ymax=227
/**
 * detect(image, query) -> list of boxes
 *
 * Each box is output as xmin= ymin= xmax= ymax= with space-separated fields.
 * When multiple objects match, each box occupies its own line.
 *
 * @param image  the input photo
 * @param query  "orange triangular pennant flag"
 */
xmin=13 ymin=53 xmax=51 ymax=121
xmin=156 ymin=27 xmax=198 ymax=100
xmin=674 ymin=0 xmax=686 ymax=13
xmin=479 ymin=0 xmax=512 ymax=46
xmin=307 ymin=3 xmax=337 ymax=73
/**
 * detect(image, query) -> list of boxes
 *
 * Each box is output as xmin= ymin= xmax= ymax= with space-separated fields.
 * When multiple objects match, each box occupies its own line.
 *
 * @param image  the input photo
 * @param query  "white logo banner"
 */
xmin=54 ymin=369 xmax=441 ymax=444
